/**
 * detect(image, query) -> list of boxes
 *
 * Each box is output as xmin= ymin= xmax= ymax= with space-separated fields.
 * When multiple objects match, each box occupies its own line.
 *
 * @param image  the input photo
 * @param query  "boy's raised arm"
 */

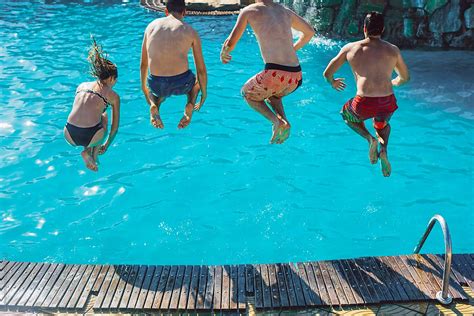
xmin=140 ymin=30 xmax=151 ymax=105
xmin=289 ymin=10 xmax=315 ymax=51
xmin=192 ymin=32 xmax=207 ymax=111
xmin=220 ymin=10 xmax=249 ymax=63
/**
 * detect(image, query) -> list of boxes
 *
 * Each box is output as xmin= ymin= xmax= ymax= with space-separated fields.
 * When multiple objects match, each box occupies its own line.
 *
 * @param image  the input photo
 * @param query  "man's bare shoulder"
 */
xmin=382 ymin=40 xmax=400 ymax=53
xmin=146 ymin=18 xmax=166 ymax=32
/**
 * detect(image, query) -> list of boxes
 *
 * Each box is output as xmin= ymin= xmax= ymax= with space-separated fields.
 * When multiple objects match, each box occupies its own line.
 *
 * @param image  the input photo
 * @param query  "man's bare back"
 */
xmin=145 ymin=16 xmax=196 ymax=76
xmin=243 ymin=2 xmax=299 ymax=66
xmin=345 ymin=38 xmax=399 ymax=97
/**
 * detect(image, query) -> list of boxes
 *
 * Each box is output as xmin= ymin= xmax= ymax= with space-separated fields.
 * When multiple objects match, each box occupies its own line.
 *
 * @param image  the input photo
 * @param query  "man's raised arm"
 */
xmin=392 ymin=48 xmax=410 ymax=87
xmin=192 ymin=32 xmax=207 ymax=111
xmin=140 ymin=30 xmax=151 ymax=105
xmin=323 ymin=44 xmax=349 ymax=91
xmin=220 ymin=10 xmax=249 ymax=64
xmin=289 ymin=10 xmax=315 ymax=51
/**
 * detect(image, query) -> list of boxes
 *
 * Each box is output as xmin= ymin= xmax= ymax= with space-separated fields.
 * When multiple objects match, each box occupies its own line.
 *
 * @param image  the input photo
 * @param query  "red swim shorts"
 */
xmin=341 ymin=94 xmax=398 ymax=129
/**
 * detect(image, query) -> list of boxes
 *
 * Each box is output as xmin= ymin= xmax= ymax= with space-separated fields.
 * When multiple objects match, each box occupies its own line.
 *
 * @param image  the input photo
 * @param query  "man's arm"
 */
xmin=140 ymin=29 xmax=151 ymax=105
xmin=323 ymin=44 xmax=349 ymax=91
xmin=99 ymin=93 xmax=120 ymax=154
xmin=289 ymin=10 xmax=315 ymax=51
xmin=192 ymin=32 xmax=207 ymax=111
xmin=220 ymin=9 xmax=249 ymax=63
xmin=392 ymin=48 xmax=410 ymax=87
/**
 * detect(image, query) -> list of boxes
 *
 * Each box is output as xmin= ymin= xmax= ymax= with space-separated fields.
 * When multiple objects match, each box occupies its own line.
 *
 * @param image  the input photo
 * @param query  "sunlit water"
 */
xmin=1 ymin=1 xmax=473 ymax=265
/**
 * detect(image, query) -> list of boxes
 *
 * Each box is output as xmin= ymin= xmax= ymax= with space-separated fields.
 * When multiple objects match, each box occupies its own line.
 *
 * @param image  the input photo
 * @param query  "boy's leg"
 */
xmin=178 ymin=82 xmax=200 ymax=129
xmin=267 ymin=96 xmax=290 ymax=144
xmin=341 ymin=105 xmax=378 ymax=164
xmin=374 ymin=117 xmax=392 ymax=177
xmin=149 ymin=92 xmax=166 ymax=129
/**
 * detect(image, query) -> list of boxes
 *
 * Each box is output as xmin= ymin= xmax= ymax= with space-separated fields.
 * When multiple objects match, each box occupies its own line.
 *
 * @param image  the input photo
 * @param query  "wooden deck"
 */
xmin=0 ymin=253 xmax=473 ymax=314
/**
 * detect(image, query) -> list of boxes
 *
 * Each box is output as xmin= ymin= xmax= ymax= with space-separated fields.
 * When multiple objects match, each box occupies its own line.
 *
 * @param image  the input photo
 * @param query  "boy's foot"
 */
xmin=369 ymin=137 xmax=378 ymax=164
xmin=150 ymin=105 xmax=164 ymax=128
xmin=178 ymin=103 xmax=193 ymax=129
xmin=379 ymin=150 xmax=391 ymax=177
xmin=270 ymin=119 xmax=290 ymax=144
xmin=81 ymin=150 xmax=98 ymax=172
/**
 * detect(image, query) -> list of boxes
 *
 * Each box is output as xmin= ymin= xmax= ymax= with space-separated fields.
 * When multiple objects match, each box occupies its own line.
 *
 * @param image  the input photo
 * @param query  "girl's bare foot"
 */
xmin=379 ymin=150 xmax=391 ymax=177
xmin=81 ymin=150 xmax=98 ymax=172
xmin=369 ymin=137 xmax=378 ymax=164
xmin=150 ymin=105 xmax=164 ymax=129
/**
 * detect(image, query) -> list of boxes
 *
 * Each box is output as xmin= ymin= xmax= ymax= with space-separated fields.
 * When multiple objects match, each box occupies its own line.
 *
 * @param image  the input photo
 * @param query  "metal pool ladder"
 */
xmin=413 ymin=214 xmax=453 ymax=305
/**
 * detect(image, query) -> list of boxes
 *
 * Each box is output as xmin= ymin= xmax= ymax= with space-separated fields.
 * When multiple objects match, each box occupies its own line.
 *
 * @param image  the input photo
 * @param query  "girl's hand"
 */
xmin=98 ymin=144 xmax=108 ymax=155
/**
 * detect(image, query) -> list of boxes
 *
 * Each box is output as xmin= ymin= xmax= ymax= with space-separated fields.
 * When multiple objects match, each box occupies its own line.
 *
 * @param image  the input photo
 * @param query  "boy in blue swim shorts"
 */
xmin=140 ymin=0 xmax=207 ymax=129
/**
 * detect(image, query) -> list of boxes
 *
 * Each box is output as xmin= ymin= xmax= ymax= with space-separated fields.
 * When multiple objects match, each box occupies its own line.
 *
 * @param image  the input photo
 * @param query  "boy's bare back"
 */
xmin=145 ymin=16 xmax=197 ymax=76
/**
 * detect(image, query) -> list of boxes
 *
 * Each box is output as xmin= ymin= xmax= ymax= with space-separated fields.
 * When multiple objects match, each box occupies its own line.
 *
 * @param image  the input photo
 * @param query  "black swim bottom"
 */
xmin=65 ymin=122 xmax=103 ymax=147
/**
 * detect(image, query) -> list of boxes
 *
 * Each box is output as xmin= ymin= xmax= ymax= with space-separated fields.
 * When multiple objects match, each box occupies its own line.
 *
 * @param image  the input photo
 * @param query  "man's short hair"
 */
xmin=166 ymin=0 xmax=186 ymax=13
xmin=364 ymin=11 xmax=384 ymax=36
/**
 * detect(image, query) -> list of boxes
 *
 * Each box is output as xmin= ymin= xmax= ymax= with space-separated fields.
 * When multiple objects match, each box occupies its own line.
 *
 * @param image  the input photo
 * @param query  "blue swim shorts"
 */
xmin=147 ymin=70 xmax=196 ymax=99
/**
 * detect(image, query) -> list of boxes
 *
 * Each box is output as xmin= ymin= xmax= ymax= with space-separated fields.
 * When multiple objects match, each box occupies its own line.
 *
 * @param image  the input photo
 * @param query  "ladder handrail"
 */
xmin=413 ymin=214 xmax=452 ymax=305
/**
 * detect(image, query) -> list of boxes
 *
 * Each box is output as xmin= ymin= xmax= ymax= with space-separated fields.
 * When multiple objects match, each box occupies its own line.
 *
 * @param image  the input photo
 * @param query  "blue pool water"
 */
xmin=0 ymin=1 xmax=473 ymax=265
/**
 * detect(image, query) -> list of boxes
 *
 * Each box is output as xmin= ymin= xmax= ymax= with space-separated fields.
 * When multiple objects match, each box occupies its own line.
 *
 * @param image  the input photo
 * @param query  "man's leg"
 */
xmin=178 ymin=82 xmax=200 ymax=129
xmin=149 ymin=92 xmax=165 ymax=129
xmin=267 ymin=96 xmax=290 ymax=144
xmin=374 ymin=118 xmax=392 ymax=177
xmin=342 ymin=106 xmax=378 ymax=164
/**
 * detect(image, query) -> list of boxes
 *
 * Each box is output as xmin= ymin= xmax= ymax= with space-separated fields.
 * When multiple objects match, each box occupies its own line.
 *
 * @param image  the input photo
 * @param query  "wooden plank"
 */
xmin=344 ymin=259 xmax=373 ymax=304
xmin=1 ymin=261 xmax=20 ymax=285
xmin=92 ymin=265 xmax=110 ymax=292
xmin=259 ymin=264 xmax=272 ymax=309
xmin=0 ymin=260 xmax=7 ymax=270
xmin=376 ymin=257 xmax=404 ymax=301
xmin=186 ymin=265 xmax=200 ymax=310
xmin=377 ymin=257 xmax=409 ymax=301
xmin=126 ymin=265 xmax=148 ymax=309
xmin=196 ymin=266 xmax=209 ymax=310
xmin=325 ymin=260 xmax=349 ymax=305
xmin=454 ymin=254 xmax=474 ymax=289
xmin=364 ymin=257 xmax=394 ymax=302
xmin=267 ymin=264 xmax=281 ymax=308
xmin=331 ymin=260 xmax=360 ymax=305
xmin=237 ymin=265 xmax=246 ymax=311
xmin=296 ymin=262 xmax=317 ymax=306
xmin=310 ymin=261 xmax=331 ymax=306
xmin=168 ymin=265 xmax=186 ymax=310
xmin=18 ymin=263 xmax=53 ymax=307
xmin=425 ymin=254 xmax=464 ymax=299
xmin=1 ymin=262 xmax=30 ymax=301
xmin=282 ymin=263 xmax=299 ymax=307
xmin=384 ymin=256 xmax=422 ymax=301
xmin=177 ymin=265 xmax=192 ymax=310
xmin=74 ymin=265 xmax=102 ymax=309
xmin=229 ymin=265 xmax=238 ymax=310
xmin=149 ymin=265 xmax=171 ymax=309
xmin=274 ymin=263 xmax=290 ymax=308
xmin=159 ymin=265 xmax=178 ymax=310
xmin=212 ymin=265 xmax=223 ymax=311
xmin=404 ymin=255 xmax=438 ymax=298
xmin=119 ymin=265 xmax=140 ymax=310
xmin=137 ymin=266 xmax=159 ymax=309
xmin=221 ymin=265 xmax=230 ymax=310
xmin=110 ymin=265 xmax=133 ymax=310
xmin=93 ymin=265 xmax=115 ymax=308
xmin=352 ymin=258 xmax=381 ymax=304
xmin=58 ymin=264 xmax=89 ymax=308
xmin=253 ymin=264 xmax=263 ymax=308
xmin=33 ymin=263 xmax=66 ymax=307
xmin=318 ymin=261 xmax=340 ymax=306
xmin=40 ymin=264 xmax=74 ymax=307
xmin=202 ymin=265 xmax=214 ymax=310
xmin=302 ymin=262 xmax=323 ymax=306
xmin=289 ymin=263 xmax=306 ymax=307
xmin=47 ymin=264 xmax=81 ymax=308
xmin=245 ymin=264 xmax=255 ymax=296
xmin=445 ymin=254 xmax=467 ymax=285
xmin=7 ymin=262 xmax=42 ymax=306
xmin=100 ymin=265 xmax=125 ymax=309
xmin=396 ymin=255 xmax=431 ymax=299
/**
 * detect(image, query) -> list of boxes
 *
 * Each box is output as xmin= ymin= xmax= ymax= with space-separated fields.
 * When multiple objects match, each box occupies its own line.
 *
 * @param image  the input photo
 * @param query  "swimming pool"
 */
xmin=1 ymin=0 xmax=473 ymax=266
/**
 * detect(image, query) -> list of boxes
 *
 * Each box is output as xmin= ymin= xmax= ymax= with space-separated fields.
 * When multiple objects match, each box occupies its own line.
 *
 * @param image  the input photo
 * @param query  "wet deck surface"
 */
xmin=0 ymin=253 xmax=473 ymax=313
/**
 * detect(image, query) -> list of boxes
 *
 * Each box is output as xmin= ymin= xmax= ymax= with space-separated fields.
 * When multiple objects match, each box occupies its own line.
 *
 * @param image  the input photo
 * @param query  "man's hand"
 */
xmin=220 ymin=45 xmax=231 ymax=64
xmin=98 ymin=144 xmax=108 ymax=155
xmin=194 ymin=90 xmax=207 ymax=111
xmin=392 ymin=77 xmax=402 ymax=87
xmin=331 ymin=78 xmax=346 ymax=91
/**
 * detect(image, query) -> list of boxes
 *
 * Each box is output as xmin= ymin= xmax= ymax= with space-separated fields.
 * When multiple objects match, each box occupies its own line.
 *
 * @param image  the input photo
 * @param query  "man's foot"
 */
xmin=369 ymin=137 xmax=378 ymax=164
xmin=178 ymin=103 xmax=193 ymax=129
xmin=379 ymin=150 xmax=391 ymax=177
xmin=150 ymin=105 xmax=164 ymax=129
xmin=81 ymin=150 xmax=98 ymax=172
xmin=270 ymin=119 xmax=290 ymax=144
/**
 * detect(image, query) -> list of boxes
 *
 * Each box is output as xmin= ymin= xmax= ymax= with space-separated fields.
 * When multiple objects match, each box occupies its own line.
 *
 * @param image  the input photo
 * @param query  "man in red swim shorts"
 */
xmin=220 ymin=0 xmax=315 ymax=144
xmin=323 ymin=11 xmax=410 ymax=177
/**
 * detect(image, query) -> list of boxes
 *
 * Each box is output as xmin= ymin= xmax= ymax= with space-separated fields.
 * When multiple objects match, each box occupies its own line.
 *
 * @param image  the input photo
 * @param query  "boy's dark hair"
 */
xmin=166 ymin=0 xmax=186 ymax=13
xmin=364 ymin=11 xmax=384 ymax=36
xmin=88 ymin=36 xmax=118 ymax=81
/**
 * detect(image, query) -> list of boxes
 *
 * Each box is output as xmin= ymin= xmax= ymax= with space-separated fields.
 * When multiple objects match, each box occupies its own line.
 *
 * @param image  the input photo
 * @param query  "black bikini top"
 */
xmin=76 ymin=88 xmax=111 ymax=111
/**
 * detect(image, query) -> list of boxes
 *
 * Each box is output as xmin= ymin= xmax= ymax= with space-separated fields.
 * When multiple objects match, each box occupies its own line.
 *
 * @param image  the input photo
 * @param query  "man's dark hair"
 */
xmin=166 ymin=0 xmax=186 ymax=13
xmin=364 ymin=11 xmax=384 ymax=36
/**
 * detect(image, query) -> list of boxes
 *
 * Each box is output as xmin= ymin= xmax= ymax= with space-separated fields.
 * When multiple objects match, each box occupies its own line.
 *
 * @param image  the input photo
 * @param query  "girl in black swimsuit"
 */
xmin=64 ymin=37 xmax=120 ymax=172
